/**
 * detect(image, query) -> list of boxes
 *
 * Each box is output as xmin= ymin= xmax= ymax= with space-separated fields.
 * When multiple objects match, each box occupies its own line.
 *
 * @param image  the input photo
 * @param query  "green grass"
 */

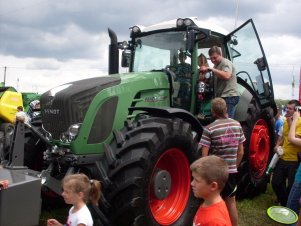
xmin=39 ymin=207 xmax=67 ymax=226
xmin=39 ymin=183 xmax=284 ymax=226
xmin=237 ymin=183 xmax=283 ymax=226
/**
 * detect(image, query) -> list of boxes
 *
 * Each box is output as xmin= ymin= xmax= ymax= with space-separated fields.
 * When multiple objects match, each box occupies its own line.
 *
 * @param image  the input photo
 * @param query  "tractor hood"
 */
xmin=40 ymin=76 xmax=121 ymax=140
xmin=40 ymin=71 xmax=169 ymax=140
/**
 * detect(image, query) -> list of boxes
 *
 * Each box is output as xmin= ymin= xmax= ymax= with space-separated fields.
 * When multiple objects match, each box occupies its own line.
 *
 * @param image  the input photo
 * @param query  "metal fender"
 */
xmin=129 ymin=106 xmax=203 ymax=135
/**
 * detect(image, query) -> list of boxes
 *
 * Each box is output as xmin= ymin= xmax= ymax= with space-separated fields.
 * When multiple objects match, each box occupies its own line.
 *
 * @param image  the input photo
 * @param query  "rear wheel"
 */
xmin=237 ymin=98 xmax=274 ymax=199
xmin=101 ymin=116 xmax=200 ymax=226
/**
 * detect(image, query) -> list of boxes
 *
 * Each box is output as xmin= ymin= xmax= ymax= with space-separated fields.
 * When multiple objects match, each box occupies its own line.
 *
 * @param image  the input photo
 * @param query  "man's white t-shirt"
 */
xmin=66 ymin=205 xmax=93 ymax=226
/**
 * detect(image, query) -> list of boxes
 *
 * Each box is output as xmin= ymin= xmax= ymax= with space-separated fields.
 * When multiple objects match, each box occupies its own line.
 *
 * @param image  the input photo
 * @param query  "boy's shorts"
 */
xmin=221 ymin=173 xmax=237 ymax=198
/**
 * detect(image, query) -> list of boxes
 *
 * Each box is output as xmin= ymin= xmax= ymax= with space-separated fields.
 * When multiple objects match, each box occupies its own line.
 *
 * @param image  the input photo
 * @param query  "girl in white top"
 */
xmin=47 ymin=174 xmax=101 ymax=226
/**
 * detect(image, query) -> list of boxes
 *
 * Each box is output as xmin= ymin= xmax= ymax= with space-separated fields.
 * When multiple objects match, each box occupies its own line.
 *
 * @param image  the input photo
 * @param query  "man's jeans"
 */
xmin=271 ymin=159 xmax=299 ymax=207
xmin=223 ymin=96 xmax=239 ymax=118
xmin=287 ymin=182 xmax=301 ymax=226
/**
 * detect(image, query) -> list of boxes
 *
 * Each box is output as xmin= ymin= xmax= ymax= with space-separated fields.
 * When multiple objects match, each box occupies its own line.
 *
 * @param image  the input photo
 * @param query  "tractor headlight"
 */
xmin=132 ymin=26 xmax=141 ymax=33
xmin=176 ymin=18 xmax=184 ymax=27
xmin=176 ymin=18 xmax=195 ymax=28
xmin=130 ymin=26 xmax=141 ymax=37
xmin=184 ymin=18 xmax=193 ymax=26
xmin=61 ymin=123 xmax=82 ymax=142
xmin=68 ymin=123 xmax=81 ymax=139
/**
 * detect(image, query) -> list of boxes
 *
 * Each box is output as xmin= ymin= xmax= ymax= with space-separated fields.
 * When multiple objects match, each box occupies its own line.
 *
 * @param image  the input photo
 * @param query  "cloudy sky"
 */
xmin=0 ymin=0 xmax=300 ymax=100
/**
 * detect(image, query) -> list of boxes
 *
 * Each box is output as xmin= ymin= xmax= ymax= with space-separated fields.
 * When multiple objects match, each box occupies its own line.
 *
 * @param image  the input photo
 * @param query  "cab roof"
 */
xmin=138 ymin=17 xmax=228 ymax=35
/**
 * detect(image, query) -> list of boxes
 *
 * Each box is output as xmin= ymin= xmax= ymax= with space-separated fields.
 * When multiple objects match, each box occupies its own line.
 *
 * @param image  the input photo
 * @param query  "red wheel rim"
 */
xmin=249 ymin=119 xmax=270 ymax=179
xmin=149 ymin=148 xmax=191 ymax=225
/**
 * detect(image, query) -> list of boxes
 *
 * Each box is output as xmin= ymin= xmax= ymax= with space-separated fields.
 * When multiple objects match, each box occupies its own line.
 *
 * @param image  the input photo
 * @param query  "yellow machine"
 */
xmin=0 ymin=90 xmax=23 ymax=123
xmin=0 ymin=85 xmax=41 ymax=163
xmin=0 ymin=86 xmax=24 ymax=163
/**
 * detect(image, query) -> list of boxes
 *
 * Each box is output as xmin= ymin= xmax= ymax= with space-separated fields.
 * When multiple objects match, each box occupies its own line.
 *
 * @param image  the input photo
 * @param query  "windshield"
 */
xmin=133 ymin=31 xmax=190 ymax=72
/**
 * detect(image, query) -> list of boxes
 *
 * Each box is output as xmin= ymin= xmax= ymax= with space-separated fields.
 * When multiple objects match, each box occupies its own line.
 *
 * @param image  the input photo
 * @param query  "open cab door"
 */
xmin=226 ymin=19 xmax=274 ymax=107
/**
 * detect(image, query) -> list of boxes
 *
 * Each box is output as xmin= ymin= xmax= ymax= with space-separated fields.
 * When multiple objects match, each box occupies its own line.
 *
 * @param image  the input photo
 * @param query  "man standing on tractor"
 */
xmin=200 ymin=97 xmax=245 ymax=226
xmin=201 ymin=46 xmax=239 ymax=118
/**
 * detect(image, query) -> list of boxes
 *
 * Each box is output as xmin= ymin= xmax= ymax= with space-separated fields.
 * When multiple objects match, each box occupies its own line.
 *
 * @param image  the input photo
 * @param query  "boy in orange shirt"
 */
xmin=191 ymin=155 xmax=232 ymax=226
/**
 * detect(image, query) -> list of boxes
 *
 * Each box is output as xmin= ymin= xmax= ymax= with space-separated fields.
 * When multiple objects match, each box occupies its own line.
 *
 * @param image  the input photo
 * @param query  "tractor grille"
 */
xmin=40 ymin=76 xmax=120 ymax=140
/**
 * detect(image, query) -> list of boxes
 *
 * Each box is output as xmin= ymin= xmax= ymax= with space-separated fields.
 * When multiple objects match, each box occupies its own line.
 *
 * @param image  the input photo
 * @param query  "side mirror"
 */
xmin=230 ymin=38 xmax=238 ymax=45
xmin=121 ymin=50 xmax=131 ymax=67
xmin=254 ymin=57 xmax=267 ymax=71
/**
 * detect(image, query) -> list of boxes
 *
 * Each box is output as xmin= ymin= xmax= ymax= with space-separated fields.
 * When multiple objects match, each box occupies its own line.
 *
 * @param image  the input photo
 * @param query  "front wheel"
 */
xmin=101 ymin=117 xmax=200 ymax=226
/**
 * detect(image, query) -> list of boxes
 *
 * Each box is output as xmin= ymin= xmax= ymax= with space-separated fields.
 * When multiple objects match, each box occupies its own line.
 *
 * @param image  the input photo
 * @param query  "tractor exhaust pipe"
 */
xmin=108 ymin=28 xmax=119 ymax=75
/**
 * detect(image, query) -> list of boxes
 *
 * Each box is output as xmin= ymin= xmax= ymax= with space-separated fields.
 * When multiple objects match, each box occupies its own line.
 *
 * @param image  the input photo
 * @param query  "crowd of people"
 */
xmin=272 ymin=100 xmax=301 ymax=226
xmin=191 ymin=97 xmax=301 ymax=226
xmin=184 ymin=45 xmax=301 ymax=225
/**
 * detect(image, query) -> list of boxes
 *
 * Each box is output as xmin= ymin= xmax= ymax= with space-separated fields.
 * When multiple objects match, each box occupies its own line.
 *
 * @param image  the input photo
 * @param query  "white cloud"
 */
xmin=0 ymin=54 xmax=108 ymax=94
xmin=274 ymin=84 xmax=299 ymax=100
xmin=263 ymin=35 xmax=301 ymax=66
xmin=0 ymin=0 xmax=300 ymax=100
xmin=260 ymin=34 xmax=301 ymax=100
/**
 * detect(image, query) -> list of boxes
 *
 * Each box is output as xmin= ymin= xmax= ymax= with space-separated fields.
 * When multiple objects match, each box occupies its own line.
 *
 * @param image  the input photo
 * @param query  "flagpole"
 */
xmin=292 ymin=81 xmax=294 ymax=98
xmin=3 ymin=66 xmax=6 ymax=86
xmin=234 ymin=0 xmax=240 ymax=29
xmin=299 ymin=66 xmax=301 ymax=103
xmin=292 ymin=66 xmax=295 ymax=99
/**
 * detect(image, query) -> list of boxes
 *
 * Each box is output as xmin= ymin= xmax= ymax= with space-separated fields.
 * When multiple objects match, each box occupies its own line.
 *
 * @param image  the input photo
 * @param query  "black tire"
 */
xmin=101 ymin=116 xmax=200 ymax=226
xmin=237 ymin=98 xmax=275 ymax=199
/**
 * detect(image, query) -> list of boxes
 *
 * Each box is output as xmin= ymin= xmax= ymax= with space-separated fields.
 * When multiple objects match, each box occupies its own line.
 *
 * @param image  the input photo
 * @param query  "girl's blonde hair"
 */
xmin=63 ymin=173 xmax=101 ymax=205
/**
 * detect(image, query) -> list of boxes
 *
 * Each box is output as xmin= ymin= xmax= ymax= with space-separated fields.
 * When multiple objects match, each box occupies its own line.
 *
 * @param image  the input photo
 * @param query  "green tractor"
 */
xmin=29 ymin=18 xmax=276 ymax=225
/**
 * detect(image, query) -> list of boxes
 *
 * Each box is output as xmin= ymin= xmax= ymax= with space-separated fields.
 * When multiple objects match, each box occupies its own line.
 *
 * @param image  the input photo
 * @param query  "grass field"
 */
xmin=40 ymin=183 xmax=286 ymax=226
xmin=237 ymin=183 xmax=283 ymax=226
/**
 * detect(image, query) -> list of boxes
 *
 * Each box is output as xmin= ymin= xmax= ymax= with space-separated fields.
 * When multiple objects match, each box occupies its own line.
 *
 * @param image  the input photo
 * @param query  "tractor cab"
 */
xmin=193 ymin=19 xmax=275 ymax=123
xmin=114 ymin=17 xmax=275 ymax=124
